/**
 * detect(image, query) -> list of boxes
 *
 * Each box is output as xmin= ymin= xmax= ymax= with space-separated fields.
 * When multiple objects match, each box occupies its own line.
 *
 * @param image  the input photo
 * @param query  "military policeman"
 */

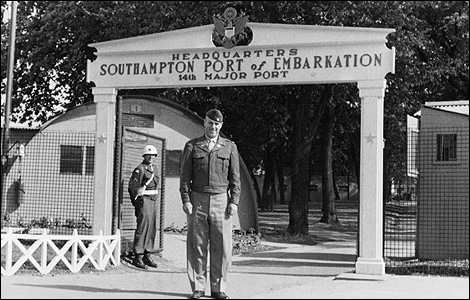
xmin=128 ymin=144 xmax=160 ymax=269
xmin=180 ymin=109 xmax=241 ymax=299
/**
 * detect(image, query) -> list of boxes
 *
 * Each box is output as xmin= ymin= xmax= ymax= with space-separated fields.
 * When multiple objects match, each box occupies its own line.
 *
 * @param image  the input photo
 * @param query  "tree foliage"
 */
xmin=1 ymin=1 xmax=468 ymax=235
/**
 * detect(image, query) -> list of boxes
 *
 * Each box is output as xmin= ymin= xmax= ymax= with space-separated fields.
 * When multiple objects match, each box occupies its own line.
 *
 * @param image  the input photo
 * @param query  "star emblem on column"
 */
xmin=366 ymin=132 xmax=377 ymax=144
xmin=97 ymin=134 xmax=107 ymax=143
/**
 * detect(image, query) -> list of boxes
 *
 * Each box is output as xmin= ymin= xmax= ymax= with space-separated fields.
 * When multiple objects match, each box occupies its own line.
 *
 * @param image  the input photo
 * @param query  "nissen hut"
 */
xmin=1 ymin=95 xmax=259 ymax=252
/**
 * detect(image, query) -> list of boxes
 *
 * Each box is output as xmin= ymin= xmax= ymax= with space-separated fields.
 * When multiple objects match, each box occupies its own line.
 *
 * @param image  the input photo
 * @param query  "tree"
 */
xmin=319 ymin=93 xmax=339 ymax=224
xmin=1 ymin=1 xmax=232 ymax=124
xmin=286 ymin=85 xmax=331 ymax=234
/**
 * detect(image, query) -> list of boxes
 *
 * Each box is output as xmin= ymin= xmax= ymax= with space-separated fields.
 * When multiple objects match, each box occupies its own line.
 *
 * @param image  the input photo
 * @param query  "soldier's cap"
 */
xmin=206 ymin=109 xmax=223 ymax=122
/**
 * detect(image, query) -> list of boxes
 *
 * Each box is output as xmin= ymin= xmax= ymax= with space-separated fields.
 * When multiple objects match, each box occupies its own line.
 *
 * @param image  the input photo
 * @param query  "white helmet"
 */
xmin=142 ymin=145 xmax=158 ymax=156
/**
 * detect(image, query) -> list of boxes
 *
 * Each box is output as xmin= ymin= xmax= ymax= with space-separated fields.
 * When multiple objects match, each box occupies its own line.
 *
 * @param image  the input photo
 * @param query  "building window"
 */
xmin=85 ymin=146 xmax=95 ymax=175
xmin=165 ymin=150 xmax=182 ymax=177
xmin=436 ymin=134 xmax=457 ymax=161
xmin=60 ymin=145 xmax=95 ymax=175
xmin=407 ymin=128 xmax=419 ymax=177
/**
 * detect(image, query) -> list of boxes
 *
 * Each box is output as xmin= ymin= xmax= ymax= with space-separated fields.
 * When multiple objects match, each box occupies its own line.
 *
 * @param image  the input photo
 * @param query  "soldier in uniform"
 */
xmin=128 ymin=144 xmax=160 ymax=269
xmin=180 ymin=109 xmax=241 ymax=299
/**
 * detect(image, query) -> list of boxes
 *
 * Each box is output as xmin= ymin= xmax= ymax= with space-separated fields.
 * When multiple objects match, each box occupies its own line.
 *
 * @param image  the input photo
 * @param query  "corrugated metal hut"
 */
xmin=1 ymin=95 xmax=259 ymax=253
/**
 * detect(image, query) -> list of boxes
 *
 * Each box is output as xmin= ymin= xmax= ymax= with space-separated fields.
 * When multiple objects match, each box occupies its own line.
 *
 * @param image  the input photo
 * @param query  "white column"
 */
xmin=92 ymin=87 xmax=117 ymax=235
xmin=355 ymin=80 xmax=386 ymax=275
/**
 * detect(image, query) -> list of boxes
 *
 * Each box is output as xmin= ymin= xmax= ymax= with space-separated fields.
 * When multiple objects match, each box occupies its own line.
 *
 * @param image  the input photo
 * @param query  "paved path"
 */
xmin=1 ymin=233 xmax=469 ymax=299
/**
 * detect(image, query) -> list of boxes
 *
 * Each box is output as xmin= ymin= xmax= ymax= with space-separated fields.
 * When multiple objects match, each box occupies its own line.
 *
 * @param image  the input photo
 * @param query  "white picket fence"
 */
xmin=1 ymin=227 xmax=121 ymax=276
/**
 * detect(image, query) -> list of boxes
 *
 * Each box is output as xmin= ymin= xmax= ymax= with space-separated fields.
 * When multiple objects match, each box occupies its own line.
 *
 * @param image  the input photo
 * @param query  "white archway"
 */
xmin=87 ymin=22 xmax=395 ymax=276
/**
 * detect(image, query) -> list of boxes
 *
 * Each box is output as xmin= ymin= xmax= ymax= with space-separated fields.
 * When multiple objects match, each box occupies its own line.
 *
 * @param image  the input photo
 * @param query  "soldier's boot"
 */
xmin=143 ymin=252 xmax=158 ymax=268
xmin=132 ymin=254 xmax=148 ymax=269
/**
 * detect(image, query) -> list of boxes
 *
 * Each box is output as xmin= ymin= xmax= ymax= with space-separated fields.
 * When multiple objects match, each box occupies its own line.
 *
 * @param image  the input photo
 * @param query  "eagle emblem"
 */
xmin=212 ymin=7 xmax=252 ymax=49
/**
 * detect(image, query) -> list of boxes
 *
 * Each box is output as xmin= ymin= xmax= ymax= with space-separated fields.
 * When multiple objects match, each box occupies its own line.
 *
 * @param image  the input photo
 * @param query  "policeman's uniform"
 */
xmin=180 ymin=133 xmax=241 ymax=294
xmin=128 ymin=154 xmax=159 ymax=268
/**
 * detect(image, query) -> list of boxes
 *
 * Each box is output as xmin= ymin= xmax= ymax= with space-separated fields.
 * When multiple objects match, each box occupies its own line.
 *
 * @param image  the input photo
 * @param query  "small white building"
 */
xmin=409 ymin=100 xmax=469 ymax=259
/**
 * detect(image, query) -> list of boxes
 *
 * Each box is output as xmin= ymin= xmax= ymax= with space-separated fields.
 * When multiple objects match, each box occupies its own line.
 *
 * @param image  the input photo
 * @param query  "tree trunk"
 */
xmin=287 ymin=85 xmax=332 ymax=235
xmin=383 ymin=148 xmax=392 ymax=202
xmin=287 ymin=95 xmax=310 ymax=235
xmin=349 ymin=138 xmax=360 ymax=193
xmin=261 ymin=151 xmax=275 ymax=211
xmin=288 ymin=143 xmax=311 ymax=235
xmin=270 ymin=162 xmax=276 ymax=211
xmin=320 ymin=103 xmax=339 ymax=224
xmin=333 ymin=174 xmax=341 ymax=200
xmin=277 ymin=164 xmax=286 ymax=205
xmin=249 ymin=171 xmax=262 ymax=210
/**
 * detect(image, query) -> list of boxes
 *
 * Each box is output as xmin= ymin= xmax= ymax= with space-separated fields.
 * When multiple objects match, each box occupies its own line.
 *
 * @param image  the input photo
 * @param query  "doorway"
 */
xmin=119 ymin=127 xmax=166 ymax=254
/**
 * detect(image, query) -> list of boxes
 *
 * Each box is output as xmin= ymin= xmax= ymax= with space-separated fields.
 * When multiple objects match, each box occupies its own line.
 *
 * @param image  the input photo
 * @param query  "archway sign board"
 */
xmin=87 ymin=11 xmax=395 ymax=277
xmin=88 ymin=23 xmax=394 ymax=88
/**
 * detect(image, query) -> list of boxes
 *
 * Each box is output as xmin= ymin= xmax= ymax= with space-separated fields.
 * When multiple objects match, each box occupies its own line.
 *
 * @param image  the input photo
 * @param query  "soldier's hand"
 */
xmin=132 ymin=196 xmax=144 ymax=209
xmin=227 ymin=203 xmax=238 ymax=216
xmin=137 ymin=187 xmax=145 ymax=196
xmin=183 ymin=202 xmax=193 ymax=215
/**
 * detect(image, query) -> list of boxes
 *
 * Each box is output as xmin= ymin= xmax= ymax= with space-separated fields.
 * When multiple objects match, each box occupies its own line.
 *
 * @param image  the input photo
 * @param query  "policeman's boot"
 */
xmin=133 ymin=254 xmax=148 ymax=269
xmin=143 ymin=252 xmax=158 ymax=268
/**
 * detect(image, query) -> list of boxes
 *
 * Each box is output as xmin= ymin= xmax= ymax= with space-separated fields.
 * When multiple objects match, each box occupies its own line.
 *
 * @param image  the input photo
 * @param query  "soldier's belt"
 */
xmin=142 ymin=190 xmax=158 ymax=195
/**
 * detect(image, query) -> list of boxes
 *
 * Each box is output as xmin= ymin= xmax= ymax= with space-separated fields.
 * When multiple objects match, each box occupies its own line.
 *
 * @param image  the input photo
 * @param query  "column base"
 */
xmin=355 ymin=257 xmax=385 ymax=275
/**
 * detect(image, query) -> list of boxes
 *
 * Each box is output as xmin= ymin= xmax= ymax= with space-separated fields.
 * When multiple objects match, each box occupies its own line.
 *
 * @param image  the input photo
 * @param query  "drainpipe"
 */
xmin=112 ymin=95 xmax=123 ymax=234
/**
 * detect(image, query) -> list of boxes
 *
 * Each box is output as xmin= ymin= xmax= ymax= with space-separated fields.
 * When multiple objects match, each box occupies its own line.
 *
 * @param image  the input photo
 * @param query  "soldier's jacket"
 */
xmin=179 ymin=135 xmax=241 ymax=205
xmin=128 ymin=161 xmax=159 ymax=203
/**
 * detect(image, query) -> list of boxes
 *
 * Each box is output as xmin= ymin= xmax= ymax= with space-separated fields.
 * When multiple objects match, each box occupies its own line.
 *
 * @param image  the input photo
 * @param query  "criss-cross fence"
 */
xmin=384 ymin=125 xmax=469 ymax=276
xmin=1 ymin=227 xmax=120 ymax=276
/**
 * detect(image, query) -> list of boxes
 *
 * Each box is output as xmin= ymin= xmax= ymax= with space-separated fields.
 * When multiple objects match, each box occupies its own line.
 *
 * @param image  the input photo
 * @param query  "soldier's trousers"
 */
xmin=133 ymin=196 xmax=157 ymax=254
xmin=186 ymin=191 xmax=233 ymax=293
